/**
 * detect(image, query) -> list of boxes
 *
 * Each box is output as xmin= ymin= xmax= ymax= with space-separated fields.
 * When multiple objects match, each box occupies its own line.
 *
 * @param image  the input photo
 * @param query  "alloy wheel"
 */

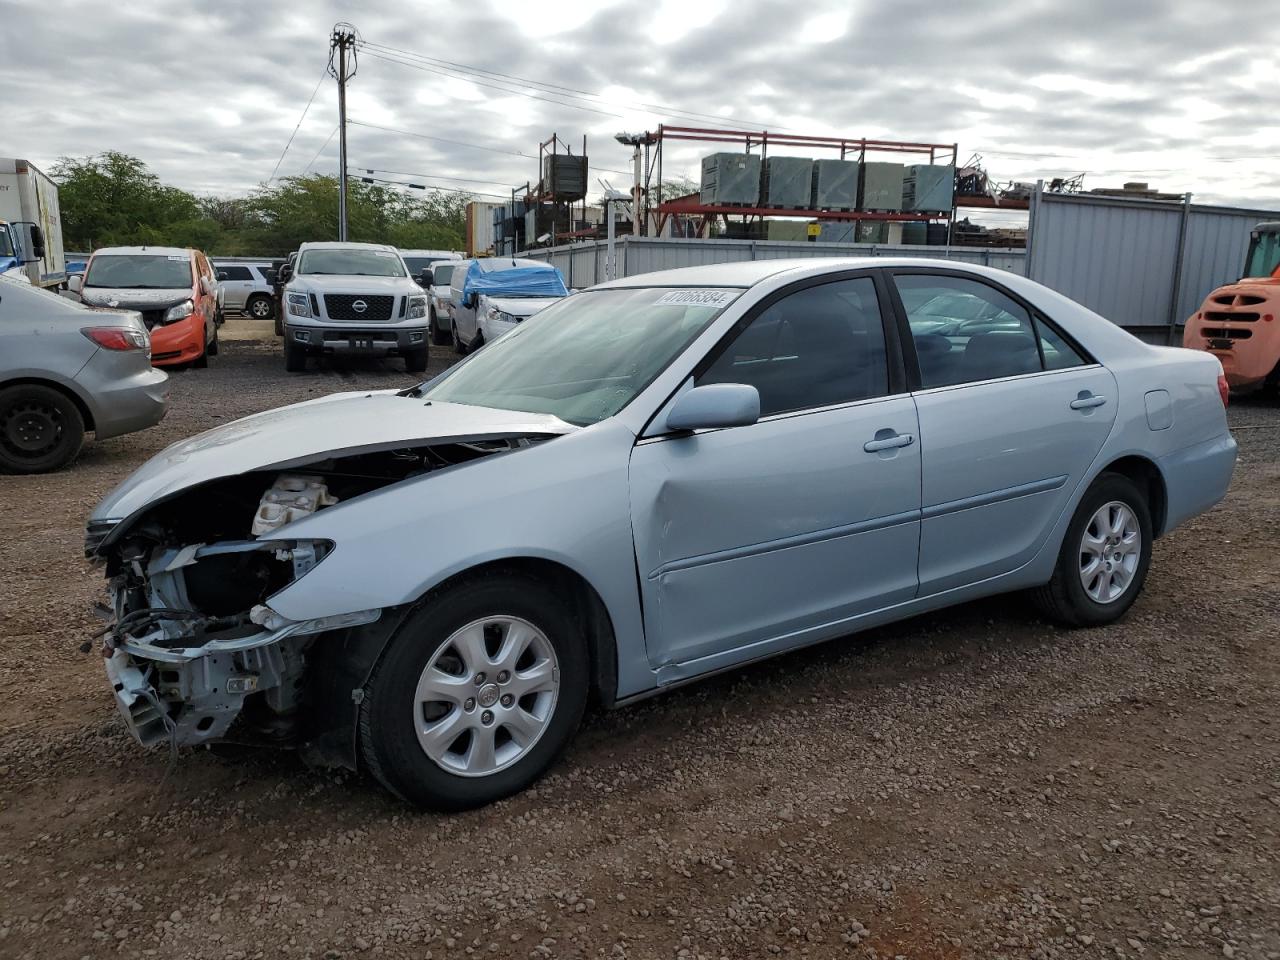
xmin=413 ymin=616 xmax=559 ymax=777
xmin=1078 ymin=500 xmax=1141 ymax=603
xmin=250 ymin=298 xmax=272 ymax=318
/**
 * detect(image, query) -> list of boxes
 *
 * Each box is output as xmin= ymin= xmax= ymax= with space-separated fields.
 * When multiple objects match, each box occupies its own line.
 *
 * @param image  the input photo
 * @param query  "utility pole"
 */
xmin=329 ymin=23 xmax=358 ymax=242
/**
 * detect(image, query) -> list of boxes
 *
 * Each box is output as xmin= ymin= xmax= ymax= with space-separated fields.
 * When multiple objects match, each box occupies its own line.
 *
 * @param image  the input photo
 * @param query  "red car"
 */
xmin=72 ymin=245 xmax=220 ymax=367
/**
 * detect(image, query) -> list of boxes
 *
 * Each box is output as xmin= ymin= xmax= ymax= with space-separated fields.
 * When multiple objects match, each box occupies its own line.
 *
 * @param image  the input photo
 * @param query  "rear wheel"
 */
xmin=359 ymin=573 xmax=588 ymax=810
xmin=0 ymin=384 xmax=85 ymax=474
xmin=1033 ymin=473 xmax=1152 ymax=627
xmin=429 ymin=308 xmax=450 ymax=346
xmin=284 ymin=337 xmax=307 ymax=373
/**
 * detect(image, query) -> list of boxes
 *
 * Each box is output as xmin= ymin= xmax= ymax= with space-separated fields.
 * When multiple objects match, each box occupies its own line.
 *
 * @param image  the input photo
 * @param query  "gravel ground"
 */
xmin=1 ymin=321 xmax=1277 ymax=960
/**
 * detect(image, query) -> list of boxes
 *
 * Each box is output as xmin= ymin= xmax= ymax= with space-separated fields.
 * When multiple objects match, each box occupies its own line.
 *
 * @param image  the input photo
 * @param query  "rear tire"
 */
xmin=429 ymin=308 xmax=450 ymax=346
xmin=273 ymin=309 xmax=284 ymax=337
xmin=1033 ymin=473 xmax=1152 ymax=627
xmin=0 ymin=384 xmax=86 ymax=474
xmin=405 ymin=347 xmax=428 ymax=373
xmin=359 ymin=573 xmax=588 ymax=810
xmin=284 ymin=337 xmax=307 ymax=373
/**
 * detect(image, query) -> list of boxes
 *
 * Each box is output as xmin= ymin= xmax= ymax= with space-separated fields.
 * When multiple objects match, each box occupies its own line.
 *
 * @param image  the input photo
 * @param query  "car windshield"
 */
xmin=1244 ymin=231 xmax=1280 ymax=278
xmin=85 ymin=254 xmax=191 ymax=289
xmin=0 ymin=228 xmax=13 ymax=258
xmin=403 ymin=256 xmax=447 ymax=277
xmin=420 ymin=287 xmax=741 ymax=425
xmin=297 ymin=249 xmax=407 ymax=277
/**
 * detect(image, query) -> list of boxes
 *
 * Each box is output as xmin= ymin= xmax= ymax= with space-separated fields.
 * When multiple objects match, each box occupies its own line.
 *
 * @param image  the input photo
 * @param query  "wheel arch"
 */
xmin=0 ymin=375 xmax=96 ymax=432
xmin=1097 ymin=454 xmax=1168 ymax=536
xmin=300 ymin=555 xmax=621 ymax=774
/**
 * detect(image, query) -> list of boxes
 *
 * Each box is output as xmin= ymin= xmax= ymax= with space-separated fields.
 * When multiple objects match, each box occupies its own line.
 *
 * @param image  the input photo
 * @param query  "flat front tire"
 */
xmin=359 ymin=573 xmax=588 ymax=810
xmin=1034 ymin=473 xmax=1153 ymax=627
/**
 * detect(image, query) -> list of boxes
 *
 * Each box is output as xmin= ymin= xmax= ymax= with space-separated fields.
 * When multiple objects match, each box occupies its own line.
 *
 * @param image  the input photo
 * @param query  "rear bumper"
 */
xmin=82 ymin=363 xmax=169 ymax=441
xmin=149 ymin=314 xmax=206 ymax=366
xmin=286 ymin=323 xmax=428 ymax=355
xmin=1157 ymin=432 xmax=1237 ymax=535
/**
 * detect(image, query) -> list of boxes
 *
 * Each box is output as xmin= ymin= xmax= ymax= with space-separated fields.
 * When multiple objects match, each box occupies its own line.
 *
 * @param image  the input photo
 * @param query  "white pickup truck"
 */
xmin=280 ymin=241 xmax=430 ymax=373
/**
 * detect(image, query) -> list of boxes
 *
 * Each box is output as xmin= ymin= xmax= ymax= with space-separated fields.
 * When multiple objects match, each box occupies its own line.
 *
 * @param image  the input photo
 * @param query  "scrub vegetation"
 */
xmin=53 ymin=151 xmax=467 ymax=255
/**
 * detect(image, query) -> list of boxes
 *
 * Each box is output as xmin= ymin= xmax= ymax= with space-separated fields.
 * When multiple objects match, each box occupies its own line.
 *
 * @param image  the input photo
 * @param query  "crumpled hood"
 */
xmin=287 ymin=274 xmax=417 ymax=295
xmin=81 ymin=287 xmax=192 ymax=310
xmin=481 ymin=295 xmax=562 ymax=317
xmin=90 ymin=391 xmax=578 ymax=526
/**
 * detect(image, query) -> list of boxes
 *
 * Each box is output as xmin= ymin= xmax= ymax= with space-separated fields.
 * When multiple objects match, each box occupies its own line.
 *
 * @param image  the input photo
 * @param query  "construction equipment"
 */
xmin=1183 ymin=222 xmax=1280 ymax=394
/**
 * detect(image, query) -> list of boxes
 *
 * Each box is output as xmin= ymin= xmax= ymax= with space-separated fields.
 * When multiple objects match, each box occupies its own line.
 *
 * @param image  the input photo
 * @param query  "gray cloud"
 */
xmin=0 ymin=0 xmax=1276 ymax=212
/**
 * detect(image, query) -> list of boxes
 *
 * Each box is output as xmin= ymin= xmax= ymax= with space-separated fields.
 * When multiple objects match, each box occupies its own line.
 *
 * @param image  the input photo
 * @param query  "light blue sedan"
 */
xmin=86 ymin=259 xmax=1236 ymax=809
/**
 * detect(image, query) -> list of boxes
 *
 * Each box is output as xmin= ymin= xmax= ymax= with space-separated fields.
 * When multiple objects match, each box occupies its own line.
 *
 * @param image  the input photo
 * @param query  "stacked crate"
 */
xmin=811 ymin=159 xmax=859 ymax=211
xmin=903 ymin=164 xmax=956 ymax=213
xmin=700 ymin=153 xmax=762 ymax=206
xmin=860 ymin=162 xmax=905 ymax=211
xmin=761 ymin=157 xmax=813 ymax=208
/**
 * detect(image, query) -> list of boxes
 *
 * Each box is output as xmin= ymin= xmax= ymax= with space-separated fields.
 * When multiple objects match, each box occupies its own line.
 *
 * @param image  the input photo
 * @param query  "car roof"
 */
xmin=592 ymin=257 xmax=1017 ymax=289
xmin=91 ymin=246 xmax=193 ymax=257
xmin=470 ymin=257 xmax=556 ymax=274
xmin=399 ymin=249 xmax=462 ymax=258
xmin=298 ymin=241 xmax=398 ymax=252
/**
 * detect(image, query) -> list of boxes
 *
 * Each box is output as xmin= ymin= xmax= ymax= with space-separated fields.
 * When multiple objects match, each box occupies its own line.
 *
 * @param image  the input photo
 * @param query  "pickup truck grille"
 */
xmin=324 ymin=294 xmax=394 ymax=321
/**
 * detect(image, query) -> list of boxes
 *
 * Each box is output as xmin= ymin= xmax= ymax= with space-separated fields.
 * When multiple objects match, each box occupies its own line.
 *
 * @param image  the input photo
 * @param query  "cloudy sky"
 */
xmin=2 ymin=0 xmax=1278 ymax=223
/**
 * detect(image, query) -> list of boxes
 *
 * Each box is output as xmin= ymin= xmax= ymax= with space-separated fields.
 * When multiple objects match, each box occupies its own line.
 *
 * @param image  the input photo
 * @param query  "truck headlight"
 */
xmin=164 ymin=299 xmax=194 ymax=323
xmin=407 ymin=295 xmax=428 ymax=320
xmin=287 ymin=292 xmax=312 ymax=318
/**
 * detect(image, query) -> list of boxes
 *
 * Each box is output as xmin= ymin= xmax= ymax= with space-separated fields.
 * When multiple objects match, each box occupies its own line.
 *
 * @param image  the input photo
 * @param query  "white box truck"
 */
xmin=0 ymin=158 xmax=65 ymax=288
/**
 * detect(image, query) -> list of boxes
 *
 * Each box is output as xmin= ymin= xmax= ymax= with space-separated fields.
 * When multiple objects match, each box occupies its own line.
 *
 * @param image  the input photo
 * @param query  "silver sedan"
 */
xmin=1 ymin=275 xmax=168 ymax=472
xmin=85 ymin=258 xmax=1234 ymax=808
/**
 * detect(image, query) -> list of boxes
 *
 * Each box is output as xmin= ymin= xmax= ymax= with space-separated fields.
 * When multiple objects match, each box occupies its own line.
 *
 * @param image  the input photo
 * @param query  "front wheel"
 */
xmin=284 ymin=336 xmax=307 ymax=372
xmin=1033 ymin=473 xmax=1152 ymax=627
xmin=451 ymin=320 xmax=468 ymax=356
xmin=430 ymin=308 xmax=451 ymax=346
xmin=359 ymin=573 xmax=588 ymax=810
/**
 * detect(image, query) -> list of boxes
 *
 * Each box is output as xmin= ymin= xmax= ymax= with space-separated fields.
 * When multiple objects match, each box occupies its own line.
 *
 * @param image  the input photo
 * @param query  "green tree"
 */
xmin=53 ymin=152 xmax=201 ymax=249
xmin=53 ymin=153 xmax=470 ymax=257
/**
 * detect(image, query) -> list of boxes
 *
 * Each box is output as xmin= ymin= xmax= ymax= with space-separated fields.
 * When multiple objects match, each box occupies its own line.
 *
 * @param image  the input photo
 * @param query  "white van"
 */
xmin=447 ymin=258 xmax=567 ymax=353
xmin=400 ymin=249 xmax=462 ymax=289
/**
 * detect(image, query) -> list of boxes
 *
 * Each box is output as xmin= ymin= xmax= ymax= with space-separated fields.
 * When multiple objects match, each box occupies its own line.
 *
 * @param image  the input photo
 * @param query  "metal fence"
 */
xmin=519 ymin=236 xmax=1027 ymax=289
xmin=1026 ymin=189 xmax=1279 ymax=339
xmin=517 ymin=191 xmax=1276 ymax=339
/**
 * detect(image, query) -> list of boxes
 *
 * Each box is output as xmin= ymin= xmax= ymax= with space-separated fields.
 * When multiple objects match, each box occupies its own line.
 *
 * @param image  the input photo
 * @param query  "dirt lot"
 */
xmin=1 ymin=321 xmax=1277 ymax=960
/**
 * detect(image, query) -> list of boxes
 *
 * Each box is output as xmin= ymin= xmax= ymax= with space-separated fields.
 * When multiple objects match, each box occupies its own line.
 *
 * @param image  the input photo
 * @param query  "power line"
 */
xmin=303 ymin=125 xmax=340 ymax=173
xmin=352 ymin=165 xmax=520 ymax=188
xmin=359 ymin=39 xmax=777 ymax=131
xmin=351 ymin=170 xmax=511 ymax=200
xmin=268 ymin=67 xmax=329 ymax=182
xmin=359 ymin=48 xmax=623 ymax=119
xmin=348 ymin=119 xmax=535 ymax=159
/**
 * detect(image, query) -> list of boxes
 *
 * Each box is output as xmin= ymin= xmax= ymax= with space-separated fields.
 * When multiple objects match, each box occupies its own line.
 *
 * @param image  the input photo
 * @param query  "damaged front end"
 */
xmin=86 ymin=434 xmax=547 ymax=754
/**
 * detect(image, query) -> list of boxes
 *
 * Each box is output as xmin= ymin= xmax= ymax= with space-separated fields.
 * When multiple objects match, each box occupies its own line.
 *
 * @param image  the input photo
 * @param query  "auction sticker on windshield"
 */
xmin=655 ymin=290 xmax=735 ymax=307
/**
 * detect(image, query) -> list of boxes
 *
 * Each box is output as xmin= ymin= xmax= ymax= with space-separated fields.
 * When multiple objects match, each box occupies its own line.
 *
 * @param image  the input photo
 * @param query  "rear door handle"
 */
xmin=1070 ymin=394 xmax=1108 ymax=410
xmin=864 ymin=432 xmax=915 ymax=453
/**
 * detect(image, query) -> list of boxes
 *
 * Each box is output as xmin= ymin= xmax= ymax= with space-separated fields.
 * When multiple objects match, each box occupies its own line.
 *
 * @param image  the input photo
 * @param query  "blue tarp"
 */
xmin=460 ymin=260 xmax=568 ymax=304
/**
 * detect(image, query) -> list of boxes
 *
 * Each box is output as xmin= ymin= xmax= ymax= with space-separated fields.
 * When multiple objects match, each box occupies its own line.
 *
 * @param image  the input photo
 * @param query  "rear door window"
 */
xmin=894 ymin=274 xmax=1090 ymax=388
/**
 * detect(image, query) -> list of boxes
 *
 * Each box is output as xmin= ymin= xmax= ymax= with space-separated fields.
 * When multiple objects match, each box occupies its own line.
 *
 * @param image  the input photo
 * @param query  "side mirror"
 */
xmin=665 ymin=383 xmax=760 ymax=432
xmin=420 ymin=268 xmax=433 ymax=286
xmin=278 ymin=266 xmax=293 ymax=283
xmin=66 ymin=274 xmax=82 ymax=294
xmin=27 ymin=224 xmax=45 ymax=261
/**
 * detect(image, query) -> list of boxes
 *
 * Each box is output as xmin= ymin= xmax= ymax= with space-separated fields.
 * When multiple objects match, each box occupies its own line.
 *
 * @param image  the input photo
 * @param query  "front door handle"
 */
xmin=1070 ymin=393 xmax=1108 ymax=410
xmin=863 ymin=432 xmax=915 ymax=453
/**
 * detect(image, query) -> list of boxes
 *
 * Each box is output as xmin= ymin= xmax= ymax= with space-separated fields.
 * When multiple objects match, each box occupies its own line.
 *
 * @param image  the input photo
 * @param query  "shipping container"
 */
xmin=762 ymin=157 xmax=813 ymax=208
xmin=0 ymin=158 xmax=65 ymax=288
xmin=860 ymin=162 xmax=905 ymax=212
xmin=700 ymin=153 xmax=762 ymax=206
xmin=903 ymin=164 xmax=956 ymax=212
xmin=465 ymin=201 xmax=504 ymax=257
xmin=811 ymin=159 xmax=859 ymax=210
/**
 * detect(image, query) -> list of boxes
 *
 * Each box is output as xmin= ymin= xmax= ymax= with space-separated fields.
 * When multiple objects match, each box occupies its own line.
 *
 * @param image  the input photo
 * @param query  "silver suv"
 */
xmin=281 ymin=242 xmax=429 ymax=373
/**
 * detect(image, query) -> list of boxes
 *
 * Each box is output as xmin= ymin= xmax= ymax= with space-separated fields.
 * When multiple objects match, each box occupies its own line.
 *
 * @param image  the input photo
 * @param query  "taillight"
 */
xmin=82 ymin=326 xmax=148 ymax=351
xmin=1218 ymin=373 xmax=1229 ymax=407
